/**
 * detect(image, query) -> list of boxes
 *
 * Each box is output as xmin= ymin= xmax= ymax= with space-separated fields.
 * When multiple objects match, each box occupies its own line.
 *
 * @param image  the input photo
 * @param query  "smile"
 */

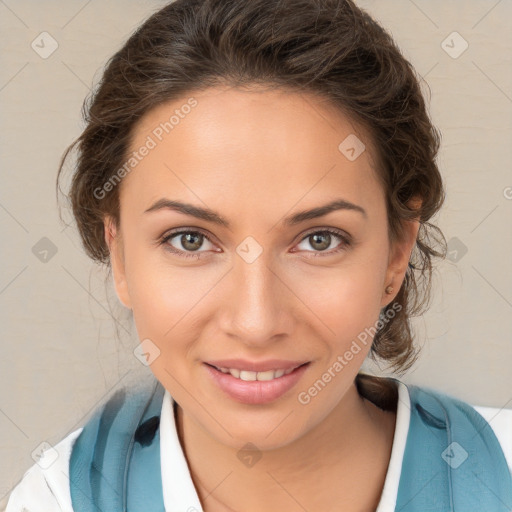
xmin=203 ymin=361 xmax=311 ymax=405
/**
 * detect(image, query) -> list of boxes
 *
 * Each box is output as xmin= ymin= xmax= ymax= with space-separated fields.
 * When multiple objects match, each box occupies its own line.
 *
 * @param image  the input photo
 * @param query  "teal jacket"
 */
xmin=69 ymin=378 xmax=512 ymax=511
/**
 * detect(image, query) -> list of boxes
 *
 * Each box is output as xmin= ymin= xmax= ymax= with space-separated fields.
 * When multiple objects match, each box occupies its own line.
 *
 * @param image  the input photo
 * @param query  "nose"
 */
xmin=217 ymin=250 xmax=295 ymax=348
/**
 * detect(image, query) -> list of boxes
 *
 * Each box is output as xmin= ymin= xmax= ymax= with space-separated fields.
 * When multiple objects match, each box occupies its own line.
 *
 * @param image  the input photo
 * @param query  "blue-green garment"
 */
xmin=69 ymin=378 xmax=512 ymax=511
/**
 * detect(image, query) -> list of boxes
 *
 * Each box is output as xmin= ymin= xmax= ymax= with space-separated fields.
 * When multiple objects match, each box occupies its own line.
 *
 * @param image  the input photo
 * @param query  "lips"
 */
xmin=203 ymin=360 xmax=311 ymax=405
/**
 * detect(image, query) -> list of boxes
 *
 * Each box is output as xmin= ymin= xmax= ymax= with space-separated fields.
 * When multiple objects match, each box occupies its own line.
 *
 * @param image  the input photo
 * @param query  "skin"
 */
xmin=104 ymin=85 xmax=420 ymax=512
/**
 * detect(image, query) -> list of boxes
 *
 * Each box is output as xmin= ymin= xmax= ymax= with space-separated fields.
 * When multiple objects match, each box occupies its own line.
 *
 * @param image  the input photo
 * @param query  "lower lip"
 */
xmin=203 ymin=363 xmax=310 ymax=405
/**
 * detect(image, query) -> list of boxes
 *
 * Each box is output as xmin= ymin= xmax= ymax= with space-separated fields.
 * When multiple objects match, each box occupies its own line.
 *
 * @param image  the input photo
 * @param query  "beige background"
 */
xmin=1 ymin=0 xmax=511 ymax=497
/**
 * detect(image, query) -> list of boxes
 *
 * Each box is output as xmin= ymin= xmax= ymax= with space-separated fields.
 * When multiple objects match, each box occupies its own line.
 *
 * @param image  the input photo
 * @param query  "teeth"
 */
xmin=240 ymin=370 xmax=257 ymax=381
xmin=257 ymin=370 xmax=277 ymax=381
xmin=215 ymin=366 xmax=301 ymax=380
xmin=228 ymin=368 xmax=240 ymax=378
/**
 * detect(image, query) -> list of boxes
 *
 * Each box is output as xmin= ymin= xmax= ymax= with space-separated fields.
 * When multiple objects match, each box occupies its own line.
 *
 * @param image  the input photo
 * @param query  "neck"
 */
xmin=174 ymin=378 xmax=397 ymax=512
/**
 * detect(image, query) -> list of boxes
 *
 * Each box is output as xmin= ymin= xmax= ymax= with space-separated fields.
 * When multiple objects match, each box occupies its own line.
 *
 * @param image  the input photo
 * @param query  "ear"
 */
xmin=380 ymin=197 xmax=422 ymax=307
xmin=104 ymin=216 xmax=132 ymax=309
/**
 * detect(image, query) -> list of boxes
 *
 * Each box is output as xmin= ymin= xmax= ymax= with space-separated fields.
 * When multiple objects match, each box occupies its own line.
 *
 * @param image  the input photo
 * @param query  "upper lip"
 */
xmin=205 ymin=359 xmax=309 ymax=372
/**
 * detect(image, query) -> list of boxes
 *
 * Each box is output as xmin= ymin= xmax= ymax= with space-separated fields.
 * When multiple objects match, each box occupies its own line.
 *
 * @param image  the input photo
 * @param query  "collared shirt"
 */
xmin=4 ymin=381 xmax=512 ymax=511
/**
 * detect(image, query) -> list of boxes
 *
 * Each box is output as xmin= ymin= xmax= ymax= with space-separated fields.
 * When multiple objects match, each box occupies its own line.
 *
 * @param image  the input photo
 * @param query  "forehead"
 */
xmin=120 ymin=85 xmax=382 ymax=219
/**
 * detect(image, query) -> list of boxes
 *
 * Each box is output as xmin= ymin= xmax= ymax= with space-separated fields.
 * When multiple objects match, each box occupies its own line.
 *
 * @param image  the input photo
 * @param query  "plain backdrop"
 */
xmin=1 ymin=0 xmax=511 ymax=497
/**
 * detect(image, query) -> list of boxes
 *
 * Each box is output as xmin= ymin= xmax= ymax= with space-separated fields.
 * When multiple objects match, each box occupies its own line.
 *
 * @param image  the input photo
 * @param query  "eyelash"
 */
xmin=158 ymin=227 xmax=352 ymax=260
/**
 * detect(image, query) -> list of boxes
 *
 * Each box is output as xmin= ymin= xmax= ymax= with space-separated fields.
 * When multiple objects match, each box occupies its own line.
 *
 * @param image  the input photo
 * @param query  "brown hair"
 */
xmin=56 ymin=0 xmax=446 ymax=397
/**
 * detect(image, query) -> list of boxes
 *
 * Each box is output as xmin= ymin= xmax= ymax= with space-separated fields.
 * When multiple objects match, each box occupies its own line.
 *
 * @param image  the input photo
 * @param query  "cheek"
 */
xmin=124 ymin=247 xmax=217 ymax=363
xmin=123 ymin=242 xmax=185 ymax=337
xmin=291 ymin=257 xmax=386 ymax=343
xmin=126 ymin=258 xmax=198 ymax=384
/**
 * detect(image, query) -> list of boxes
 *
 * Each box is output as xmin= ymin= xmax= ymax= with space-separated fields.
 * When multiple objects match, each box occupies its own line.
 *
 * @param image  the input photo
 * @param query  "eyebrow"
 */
xmin=143 ymin=198 xmax=367 ymax=228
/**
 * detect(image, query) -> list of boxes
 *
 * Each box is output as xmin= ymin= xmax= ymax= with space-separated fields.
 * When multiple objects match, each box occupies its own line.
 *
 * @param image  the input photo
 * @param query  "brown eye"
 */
xmin=161 ymin=229 xmax=217 ymax=259
xmin=308 ymin=232 xmax=331 ymax=251
xmin=179 ymin=232 xmax=204 ymax=251
xmin=294 ymin=229 xmax=351 ymax=256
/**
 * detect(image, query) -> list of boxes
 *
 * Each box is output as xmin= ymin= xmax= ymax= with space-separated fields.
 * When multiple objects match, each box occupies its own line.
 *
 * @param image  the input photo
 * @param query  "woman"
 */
xmin=4 ymin=0 xmax=511 ymax=510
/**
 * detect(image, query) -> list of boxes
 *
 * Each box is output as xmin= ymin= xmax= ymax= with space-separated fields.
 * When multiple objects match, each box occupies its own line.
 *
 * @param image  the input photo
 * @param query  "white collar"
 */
xmin=160 ymin=388 xmax=205 ymax=512
xmin=160 ymin=380 xmax=411 ymax=512
xmin=375 ymin=380 xmax=410 ymax=511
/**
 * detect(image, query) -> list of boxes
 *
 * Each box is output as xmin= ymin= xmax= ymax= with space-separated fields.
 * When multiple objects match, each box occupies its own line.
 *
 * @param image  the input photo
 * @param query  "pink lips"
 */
xmin=203 ymin=360 xmax=310 ymax=405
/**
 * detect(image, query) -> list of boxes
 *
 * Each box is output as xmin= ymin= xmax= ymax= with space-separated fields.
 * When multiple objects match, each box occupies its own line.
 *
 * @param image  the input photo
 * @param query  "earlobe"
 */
xmin=103 ymin=216 xmax=132 ymax=309
xmin=381 ymin=208 xmax=421 ymax=307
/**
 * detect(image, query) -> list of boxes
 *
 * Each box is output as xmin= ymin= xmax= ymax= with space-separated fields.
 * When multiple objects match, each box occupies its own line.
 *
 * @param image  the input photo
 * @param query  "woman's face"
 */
xmin=105 ymin=85 xmax=417 ymax=449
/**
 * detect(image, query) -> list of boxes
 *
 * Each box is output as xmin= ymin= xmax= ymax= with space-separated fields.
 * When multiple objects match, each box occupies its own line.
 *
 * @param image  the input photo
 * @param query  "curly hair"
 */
xmin=56 ymin=0 xmax=447 ymax=402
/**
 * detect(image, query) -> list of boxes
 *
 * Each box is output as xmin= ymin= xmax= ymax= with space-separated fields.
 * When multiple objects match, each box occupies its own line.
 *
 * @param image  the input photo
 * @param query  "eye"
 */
xmin=160 ymin=229 xmax=218 ymax=259
xmin=293 ymin=228 xmax=351 ymax=256
xmin=159 ymin=227 xmax=352 ymax=260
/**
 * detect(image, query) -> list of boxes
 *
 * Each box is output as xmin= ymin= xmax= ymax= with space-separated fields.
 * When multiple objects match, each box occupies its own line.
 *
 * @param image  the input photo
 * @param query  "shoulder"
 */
xmin=5 ymin=379 xmax=164 ymax=512
xmin=471 ymin=403 xmax=512 ymax=472
xmin=408 ymin=383 xmax=512 ymax=473
xmin=4 ymin=428 xmax=82 ymax=512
